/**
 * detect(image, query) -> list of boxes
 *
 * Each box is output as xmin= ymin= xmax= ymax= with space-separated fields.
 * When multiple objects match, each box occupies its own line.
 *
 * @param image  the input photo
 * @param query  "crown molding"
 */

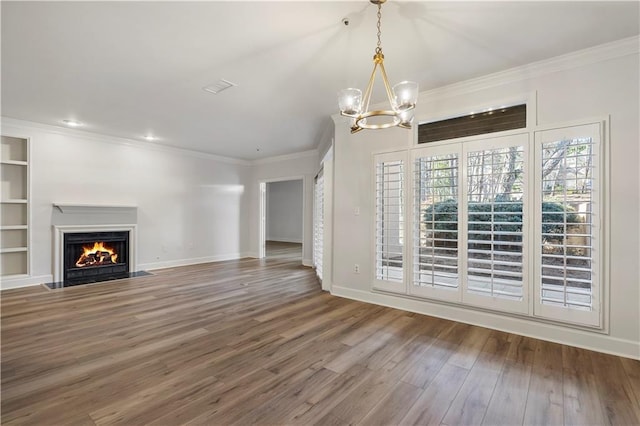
xmin=250 ymin=149 xmax=318 ymax=166
xmin=1 ymin=116 xmax=322 ymax=167
xmin=422 ymin=35 xmax=639 ymax=100
xmin=0 ymin=117 xmax=252 ymax=166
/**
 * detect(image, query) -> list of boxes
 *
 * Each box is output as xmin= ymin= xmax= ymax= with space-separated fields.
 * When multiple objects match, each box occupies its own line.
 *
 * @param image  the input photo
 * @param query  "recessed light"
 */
xmin=143 ymin=135 xmax=157 ymax=141
xmin=62 ymin=119 xmax=82 ymax=127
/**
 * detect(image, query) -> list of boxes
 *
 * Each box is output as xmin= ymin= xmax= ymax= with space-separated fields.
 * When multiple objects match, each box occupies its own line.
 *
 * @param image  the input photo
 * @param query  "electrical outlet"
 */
xmin=354 ymin=264 xmax=360 ymax=274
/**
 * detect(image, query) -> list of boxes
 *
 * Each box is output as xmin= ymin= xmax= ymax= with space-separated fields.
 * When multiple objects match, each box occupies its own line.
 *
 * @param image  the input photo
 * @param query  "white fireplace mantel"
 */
xmin=53 ymin=224 xmax=138 ymax=283
xmin=53 ymin=204 xmax=137 ymax=214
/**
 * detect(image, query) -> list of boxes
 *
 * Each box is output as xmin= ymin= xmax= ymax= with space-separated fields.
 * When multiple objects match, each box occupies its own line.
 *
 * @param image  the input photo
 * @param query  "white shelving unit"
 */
xmin=1 ymin=135 xmax=29 ymax=279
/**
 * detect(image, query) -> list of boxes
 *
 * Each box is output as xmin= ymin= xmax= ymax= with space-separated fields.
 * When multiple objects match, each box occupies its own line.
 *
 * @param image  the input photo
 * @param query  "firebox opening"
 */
xmin=63 ymin=231 xmax=130 ymax=284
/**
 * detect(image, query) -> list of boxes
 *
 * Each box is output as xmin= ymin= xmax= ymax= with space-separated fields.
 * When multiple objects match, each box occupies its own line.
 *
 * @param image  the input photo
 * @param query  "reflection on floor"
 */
xmin=265 ymin=240 xmax=302 ymax=261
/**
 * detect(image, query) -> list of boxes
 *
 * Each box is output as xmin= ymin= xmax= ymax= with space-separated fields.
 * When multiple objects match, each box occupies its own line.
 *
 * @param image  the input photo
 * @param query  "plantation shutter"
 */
xmin=313 ymin=170 xmax=324 ymax=280
xmin=373 ymin=152 xmax=407 ymax=293
xmin=462 ymin=134 xmax=529 ymax=314
xmin=410 ymin=145 xmax=461 ymax=302
xmin=534 ymin=123 xmax=602 ymax=327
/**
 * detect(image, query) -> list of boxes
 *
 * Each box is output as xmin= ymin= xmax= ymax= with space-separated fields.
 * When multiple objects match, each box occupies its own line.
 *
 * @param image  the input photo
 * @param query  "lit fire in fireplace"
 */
xmin=75 ymin=242 xmax=118 ymax=268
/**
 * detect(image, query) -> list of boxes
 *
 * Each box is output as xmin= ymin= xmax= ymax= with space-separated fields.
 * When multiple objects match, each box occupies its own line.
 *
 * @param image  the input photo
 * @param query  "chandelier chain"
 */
xmin=375 ymin=3 xmax=382 ymax=54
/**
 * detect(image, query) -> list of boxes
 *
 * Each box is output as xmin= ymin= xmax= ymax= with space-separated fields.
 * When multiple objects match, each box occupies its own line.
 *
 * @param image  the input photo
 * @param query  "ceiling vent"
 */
xmin=203 ymin=79 xmax=237 ymax=94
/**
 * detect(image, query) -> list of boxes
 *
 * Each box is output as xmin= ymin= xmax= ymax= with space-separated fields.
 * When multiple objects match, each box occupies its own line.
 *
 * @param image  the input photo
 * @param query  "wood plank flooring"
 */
xmin=2 ymin=253 xmax=639 ymax=425
xmin=266 ymin=241 xmax=303 ymax=260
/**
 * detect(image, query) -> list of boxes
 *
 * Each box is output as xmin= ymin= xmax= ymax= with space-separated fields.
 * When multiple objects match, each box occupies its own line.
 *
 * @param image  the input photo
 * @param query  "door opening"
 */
xmin=259 ymin=178 xmax=304 ymax=262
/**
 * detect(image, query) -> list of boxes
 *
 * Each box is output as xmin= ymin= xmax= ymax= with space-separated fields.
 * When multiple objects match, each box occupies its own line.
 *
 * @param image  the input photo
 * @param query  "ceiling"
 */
xmin=2 ymin=1 xmax=638 ymax=160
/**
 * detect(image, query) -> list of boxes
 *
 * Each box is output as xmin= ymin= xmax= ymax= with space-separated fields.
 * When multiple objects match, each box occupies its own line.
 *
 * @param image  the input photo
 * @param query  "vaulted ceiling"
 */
xmin=2 ymin=1 xmax=638 ymax=160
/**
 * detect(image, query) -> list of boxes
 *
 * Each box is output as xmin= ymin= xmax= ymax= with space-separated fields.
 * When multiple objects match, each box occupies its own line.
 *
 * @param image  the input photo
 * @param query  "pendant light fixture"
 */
xmin=338 ymin=0 xmax=418 ymax=134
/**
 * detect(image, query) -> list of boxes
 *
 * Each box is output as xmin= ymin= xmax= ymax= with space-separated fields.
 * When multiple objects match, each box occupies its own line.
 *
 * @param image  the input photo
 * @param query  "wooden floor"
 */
xmin=2 ymin=255 xmax=639 ymax=425
xmin=266 ymin=240 xmax=302 ymax=260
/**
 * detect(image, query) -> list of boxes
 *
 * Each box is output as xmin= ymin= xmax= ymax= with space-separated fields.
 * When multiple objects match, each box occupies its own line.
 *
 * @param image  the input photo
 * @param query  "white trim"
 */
xmin=53 ymin=224 xmax=137 ymax=283
xmin=460 ymin=133 xmax=531 ymax=315
xmin=302 ymin=258 xmax=313 ymax=267
xmin=258 ymin=176 xmax=306 ymax=262
xmin=0 ymin=132 xmax=31 ymax=280
xmin=331 ymin=285 xmax=639 ymax=361
xmin=532 ymin=121 xmax=604 ymax=328
xmin=53 ymin=204 xmax=137 ymax=214
xmin=2 ymin=117 xmax=323 ymax=167
xmin=419 ymin=36 xmax=639 ymax=101
xmin=372 ymin=151 xmax=408 ymax=294
xmin=250 ymin=149 xmax=318 ymax=165
xmin=0 ymin=117 xmax=252 ymax=166
xmin=322 ymin=145 xmax=335 ymax=292
xmin=409 ymin=143 xmax=462 ymax=303
xmin=139 ymin=252 xmax=244 ymax=271
xmin=1 ymin=274 xmax=52 ymax=290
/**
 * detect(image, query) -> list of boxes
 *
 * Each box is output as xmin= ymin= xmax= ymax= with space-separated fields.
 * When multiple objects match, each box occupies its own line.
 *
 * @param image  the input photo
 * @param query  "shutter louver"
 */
xmin=413 ymin=154 xmax=459 ymax=290
xmin=314 ymin=172 xmax=324 ymax=280
xmin=540 ymin=137 xmax=595 ymax=310
xmin=467 ymin=146 xmax=525 ymax=300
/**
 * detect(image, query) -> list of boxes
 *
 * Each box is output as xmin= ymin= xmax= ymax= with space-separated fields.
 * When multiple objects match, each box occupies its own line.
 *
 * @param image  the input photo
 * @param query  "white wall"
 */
xmin=266 ymin=180 xmax=303 ymax=243
xmin=248 ymin=150 xmax=319 ymax=266
xmin=330 ymin=38 xmax=640 ymax=359
xmin=1 ymin=119 xmax=251 ymax=288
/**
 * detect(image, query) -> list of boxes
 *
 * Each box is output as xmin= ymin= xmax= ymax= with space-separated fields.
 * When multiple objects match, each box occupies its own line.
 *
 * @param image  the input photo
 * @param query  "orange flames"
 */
xmin=75 ymin=242 xmax=118 ymax=268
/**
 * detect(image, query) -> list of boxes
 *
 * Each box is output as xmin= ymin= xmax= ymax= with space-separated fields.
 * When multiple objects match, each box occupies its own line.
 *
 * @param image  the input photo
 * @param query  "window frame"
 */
xmin=409 ymin=144 xmax=463 ymax=302
xmin=461 ymin=133 xmax=531 ymax=315
xmin=532 ymin=122 xmax=604 ymax=328
xmin=372 ymin=150 xmax=409 ymax=294
xmin=313 ymin=169 xmax=324 ymax=281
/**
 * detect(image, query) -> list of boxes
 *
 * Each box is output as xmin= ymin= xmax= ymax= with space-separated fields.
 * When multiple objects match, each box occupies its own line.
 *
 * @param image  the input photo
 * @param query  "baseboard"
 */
xmin=331 ymin=285 xmax=640 ymax=361
xmin=302 ymin=258 xmax=313 ymax=267
xmin=245 ymin=252 xmax=259 ymax=259
xmin=266 ymin=238 xmax=303 ymax=244
xmin=139 ymin=253 xmax=245 ymax=271
xmin=1 ymin=274 xmax=53 ymax=291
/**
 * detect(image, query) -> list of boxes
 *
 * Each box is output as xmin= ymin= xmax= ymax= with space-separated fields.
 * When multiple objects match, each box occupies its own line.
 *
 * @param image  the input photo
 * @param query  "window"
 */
xmin=411 ymin=134 xmax=529 ymax=313
xmin=534 ymin=123 xmax=602 ymax=327
xmin=463 ymin=137 xmax=529 ymax=314
xmin=313 ymin=170 xmax=324 ymax=280
xmin=411 ymin=147 xmax=460 ymax=301
xmin=418 ymin=104 xmax=526 ymax=144
xmin=374 ymin=152 xmax=407 ymax=293
xmin=395 ymin=120 xmax=604 ymax=327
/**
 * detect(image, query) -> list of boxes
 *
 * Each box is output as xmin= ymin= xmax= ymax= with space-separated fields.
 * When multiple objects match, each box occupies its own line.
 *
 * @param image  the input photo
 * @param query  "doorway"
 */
xmin=259 ymin=178 xmax=304 ymax=262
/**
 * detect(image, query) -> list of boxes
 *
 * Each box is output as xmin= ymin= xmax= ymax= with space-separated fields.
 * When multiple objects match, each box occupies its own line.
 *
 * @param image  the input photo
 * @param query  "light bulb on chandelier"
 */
xmin=338 ymin=0 xmax=418 ymax=134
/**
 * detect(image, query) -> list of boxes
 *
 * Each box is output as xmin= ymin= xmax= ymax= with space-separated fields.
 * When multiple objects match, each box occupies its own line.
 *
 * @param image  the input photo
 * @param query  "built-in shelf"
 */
xmin=1 ymin=225 xmax=28 ymax=230
xmin=1 ymin=160 xmax=28 ymax=166
xmin=0 ymin=247 xmax=27 ymax=254
xmin=1 ymin=135 xmax=29 ymax=279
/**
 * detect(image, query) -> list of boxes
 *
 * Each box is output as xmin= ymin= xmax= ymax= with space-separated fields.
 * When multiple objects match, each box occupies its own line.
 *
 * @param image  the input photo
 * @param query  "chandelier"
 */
xmin=338 ymin=0 xmax=418 ymax=134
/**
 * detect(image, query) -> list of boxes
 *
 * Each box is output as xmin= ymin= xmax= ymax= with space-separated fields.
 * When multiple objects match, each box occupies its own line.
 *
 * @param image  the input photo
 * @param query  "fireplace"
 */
xmin=64 ymin=231 xmax=129 ymax=283
xmin=53 ymin=223 xmax=138 ymax=285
